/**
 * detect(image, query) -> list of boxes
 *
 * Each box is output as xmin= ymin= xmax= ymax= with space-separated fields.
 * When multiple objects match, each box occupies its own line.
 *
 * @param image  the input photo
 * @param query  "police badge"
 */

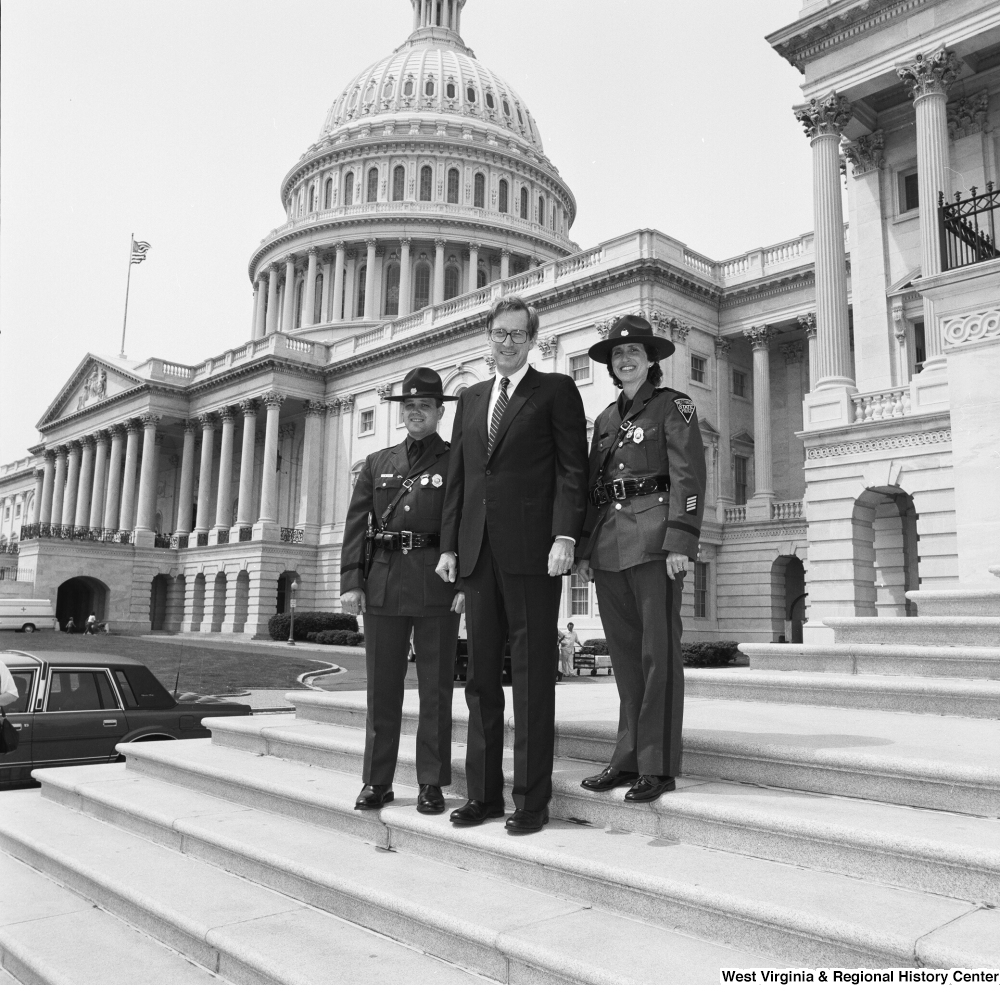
xmin=674 ymin=398 xmax=696 ymax=424
xmin=420 ymin=474 xmax=430 ymax=486
xmin=632 ymin=427 xmax=644 ymax=444
xmin=431 ymin=474 xmax=443 ymax=488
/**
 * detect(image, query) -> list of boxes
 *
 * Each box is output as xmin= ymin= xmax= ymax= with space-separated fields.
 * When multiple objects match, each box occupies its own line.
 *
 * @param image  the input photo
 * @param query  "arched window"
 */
xmin=538 ymin=195 xmax=545 ymax=224
xmin=324 ymin=177 xmax=333 ymax=209
xmin=382 ymin=79 xmax=394 ymax=99
xmin=474 ymin=173 xmax=485 ymax=208
xmin=519 ymin=187 xmax=528 ymax=220
xmin=297 ymin=192 xmax=304 ymax=217
xmin=384 ymin=264 xmax=401 ymax=316
xmin=446 ymin=82 xmax=456 ymax=99
xmin=356 ymin=266 xmax=367 ymax=317
xmin=295 ymin=280 xmax=305 ymax=328
xmin=466 ymin=86 xmax=477 ymax=103
xmin=414 ymin=262 xmax=431 ymax=310
xmin=340 ymin=270 xmax=348 ymax=319
xmin=343 ymin=171 xmax=354 ymax=206
xmin=308 ymin=186 xmax=315 ymax=212
xmin=403 ymin=78 xmax=414 ymax=97
xmin=551 ymin=205 xmax=556 ymax=230
xmin=498 ymin=179 xmax=508 ymax=214
xmin=314 ymin=273 xmax=324 ymax=323
xmin=502 ymin=98 xmax=511 ymax=117
xmin=367 ymin=167 xmax=379 ymax=203
xmin=444 ymin=266 xmax=460 ymax=300
xmin=424 ymin=77 xmax=435 ymax=97
xmin=477 ymin=267 xmax=487 ymax=288
xmin=516 ymin=106 xmax=524 ymax=125
xmin=447 ymin=168 xmax=459 ymax=204
xmin=364 ymin=81 xmax=376 ymax=104
xmin=419 ymin=165 xmax=433 ymax=202
xmin=392 ymin=165 xmax=405 ymax=201
xmin=485 ymin=92 xmax=495 ymax=110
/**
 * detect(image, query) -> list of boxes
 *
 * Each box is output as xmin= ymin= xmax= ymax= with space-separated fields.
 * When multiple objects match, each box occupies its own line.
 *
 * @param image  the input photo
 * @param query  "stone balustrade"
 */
xmin=852 ymin=386 xmax=912 ymax=423
xmin=724 ymin=505 xmax=747 ymax=523
xmin=771 ymin=500 xmax=804 ymax=520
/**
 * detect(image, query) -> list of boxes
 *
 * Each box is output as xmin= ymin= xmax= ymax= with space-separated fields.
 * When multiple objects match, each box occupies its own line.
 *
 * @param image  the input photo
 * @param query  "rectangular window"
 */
xmin=732 ymin=369 xmax=747 ymax=398
xmin=47 ymin=671 xmax=103 ymax=712
xmin=734 ymin=455 xmax=749 ymax=506
xmin=913 ymin=320 xmax=926 ymax=372
xmin=8 ymin=671 xmax=34 ymax=714
xmin=115 ymin=670 xmax=138 ymax=709
xmin=899 ymin=169 xmax=919 ymax=213
xmin=570 ymin=572 xmax=589 ymax=616
xmin=690 ymin=354 xmax=706 ymax=384
xmin=693 ymin=562 xmax=709 ymax=618
xmin=569 ymin=354 xmax=590 ymax=382
xmin=359 ymin=409 xmax=375 ymax=434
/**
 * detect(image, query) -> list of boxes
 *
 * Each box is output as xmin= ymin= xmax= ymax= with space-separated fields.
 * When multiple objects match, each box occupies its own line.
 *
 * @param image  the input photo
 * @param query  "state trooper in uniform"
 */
xmin=574 ymin=315 xmax=707 ymax=802
xmin=341 ymin=367 xmax=463 ymax=815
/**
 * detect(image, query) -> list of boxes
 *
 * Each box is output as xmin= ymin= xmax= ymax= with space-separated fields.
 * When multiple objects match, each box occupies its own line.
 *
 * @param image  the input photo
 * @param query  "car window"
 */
xmin=47 ymin=671 xmax=104 ymax=712
xmin=96 ymin=672 xmax=121 ymax=710
xmin=114 ymin=670 xmax=138 ymax=709
xmin=7 ymin=671 xmax=34 ymax=714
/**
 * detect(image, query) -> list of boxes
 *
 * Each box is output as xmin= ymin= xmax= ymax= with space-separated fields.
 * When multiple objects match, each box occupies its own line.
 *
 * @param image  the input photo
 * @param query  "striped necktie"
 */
xmin=488 ymin=377 xmax=509 ymax=454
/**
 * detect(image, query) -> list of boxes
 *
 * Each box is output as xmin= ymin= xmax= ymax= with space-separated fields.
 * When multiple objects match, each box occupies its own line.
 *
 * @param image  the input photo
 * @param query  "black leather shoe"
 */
xmin=580 ymin=766 xmax=639 ymax=792
xmin=449 ymin=799 xmax=505 ymax=826
xmin=355 ymin=784 xmax=394 ymax=810
xmin=417 ymin=784 xmax=446 ymax=815
xmin=505 ymin=807 xmax=549 ymax=834
xmin=624 ymin=775 xmax=676 ymax=802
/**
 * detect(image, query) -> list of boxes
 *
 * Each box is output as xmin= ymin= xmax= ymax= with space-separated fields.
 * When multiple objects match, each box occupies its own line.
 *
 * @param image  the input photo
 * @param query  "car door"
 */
xmin=32 ymin=668 xmax=129 ymax=769
xmin=0 ymin=668 xmax=35 ymax=785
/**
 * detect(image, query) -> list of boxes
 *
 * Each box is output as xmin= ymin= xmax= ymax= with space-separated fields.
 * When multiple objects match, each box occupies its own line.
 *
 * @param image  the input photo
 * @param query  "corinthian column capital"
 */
xmin=897 ymin=49 xmax=959 ymax=100
xmin=797 ymin=312 xmax=817 ymax=338
xmin=743 ymin=325 xmax=775 ymax=350
xmin=794 ymin=93 xmax=852 ymax=140
xmin=262 ymin=391 xmax=286 ymax=409
xmin=844 ymin=130 xmax=884 ymax=176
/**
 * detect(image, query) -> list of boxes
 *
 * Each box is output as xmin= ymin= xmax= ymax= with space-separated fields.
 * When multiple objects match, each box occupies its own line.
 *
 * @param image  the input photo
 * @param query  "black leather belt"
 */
xmin=591 ymin=475 xmax=669 ymax=507
xmin=374 ymin=530 xmax=440 ymax=551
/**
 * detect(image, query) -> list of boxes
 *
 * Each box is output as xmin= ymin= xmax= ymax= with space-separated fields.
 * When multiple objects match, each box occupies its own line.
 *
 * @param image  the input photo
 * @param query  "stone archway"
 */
xmin=852 ymin=486 xmax=920 ymax=617
xmin=149 ymin=575 xmax=169 ymax=631
xmin=210 ymin=572 xmax=227 ymax=632
xmin=190 ymin=573 xmax=206 ymax=632
xmin=276 ymin=570 xmax=300 ymax=615
xmin=770 ymin=555 xmax=806 ymax=642
xmin=56 ymin=576 xmax=109 ymax=630
xmin=232 ymin=570 xmax=250 ymax=633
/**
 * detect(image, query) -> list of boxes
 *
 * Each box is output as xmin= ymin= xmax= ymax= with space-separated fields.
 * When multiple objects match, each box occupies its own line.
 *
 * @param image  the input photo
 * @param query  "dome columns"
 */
xmin=332 ymin=242 xmax=347 ymax=323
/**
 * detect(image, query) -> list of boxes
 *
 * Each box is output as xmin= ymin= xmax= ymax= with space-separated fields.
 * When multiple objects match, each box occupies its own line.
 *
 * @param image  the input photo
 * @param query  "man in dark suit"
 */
xmin=341 ymin=367 xmax=463 ymax=815
xmin=436 ymin=296 xmax=589 ymax=834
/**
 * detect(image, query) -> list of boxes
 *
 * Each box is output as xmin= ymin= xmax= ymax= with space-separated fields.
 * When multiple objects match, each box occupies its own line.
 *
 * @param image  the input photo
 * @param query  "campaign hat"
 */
xmin=587 ymin=314 xmax=675 ymax=364
xmin=385 ymin=366 xmax=458 ymax=401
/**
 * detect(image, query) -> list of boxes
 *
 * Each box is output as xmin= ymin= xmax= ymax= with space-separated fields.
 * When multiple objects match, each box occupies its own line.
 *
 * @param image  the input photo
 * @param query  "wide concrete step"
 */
xmin=0 ymin=790 xmax=483 ymax=985
xmin=685 ymin=667 xmax=1000 ymax=717
xmin=282 ymin=688 xmax=1000 ymax=816
xmin=741 ymin=642 xmax=1000 ymax=679
xmin=33 ymin=760 xmax=1000 ymax=970
xmin=121 ymin=722 xmax=1000 ymax=905
xmin=825 ymin=616 xmax=1000 ymax=647
xmin=0 ymin=851 xmax=226 ymax=985
xmin=10 ymin=779 xmax=772 ymax=985
xmin=908 ymin=588 xmax=1000 ymax=617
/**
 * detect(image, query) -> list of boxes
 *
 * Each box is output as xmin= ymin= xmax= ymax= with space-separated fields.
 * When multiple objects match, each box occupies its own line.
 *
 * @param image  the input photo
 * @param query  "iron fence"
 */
xmin=238 ymin=526 xmax=253 ymax=542
xmin=939 ymin=183 xmax=999 ymax=271
xmin=20 ymin=523 xmax=132 ymax=544
xmin=217 ymin=529 xmax=230 ymax=545
xmin=280 ymin=527 xmax=304 ymax=544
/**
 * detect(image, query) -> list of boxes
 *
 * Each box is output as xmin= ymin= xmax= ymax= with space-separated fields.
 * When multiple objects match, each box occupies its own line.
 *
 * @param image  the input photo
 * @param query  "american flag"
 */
xmin=130 ymin=239 xmax=152 ymax=265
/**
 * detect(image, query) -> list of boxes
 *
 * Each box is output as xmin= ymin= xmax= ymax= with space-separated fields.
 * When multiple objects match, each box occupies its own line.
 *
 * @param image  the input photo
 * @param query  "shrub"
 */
xmin=682 ymin=641 xmax=740 ymax=667
xmin=581 ymin=638 xmax=609 ymax=655
xmin=268 ymin=611 xmax=359 ymax=641
xmin=311 ymin=629 xmax=365 ymax=646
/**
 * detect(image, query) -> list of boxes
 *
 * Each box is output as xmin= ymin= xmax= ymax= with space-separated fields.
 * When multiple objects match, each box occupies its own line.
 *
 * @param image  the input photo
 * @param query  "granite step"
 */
xmin=907 ymin=588 xmax=1000 ymax=618
xmin=824 ymin=616 xmax=1000 ymax=647
xmin=740 ymin=642 xmax=1000 ymax=679
xmin=6 ymin=780 xmax=774 ymax=984
xmin=33 ymin=760 xmax=1000 ymax=969
xmin=0 ymin=852 xmax=226 ymax=985
xmin=116 ymin=723 xmax=1000 ymax=903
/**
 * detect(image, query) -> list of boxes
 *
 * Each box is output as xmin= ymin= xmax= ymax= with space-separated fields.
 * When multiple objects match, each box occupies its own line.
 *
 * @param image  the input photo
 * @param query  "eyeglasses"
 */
xmin=489 ymin=328 xmax=529 ymax=344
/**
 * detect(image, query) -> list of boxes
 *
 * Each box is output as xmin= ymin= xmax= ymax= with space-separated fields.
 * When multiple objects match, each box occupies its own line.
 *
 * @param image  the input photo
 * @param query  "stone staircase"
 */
xmin=2 ymin=581 xmax=1000 ymax=984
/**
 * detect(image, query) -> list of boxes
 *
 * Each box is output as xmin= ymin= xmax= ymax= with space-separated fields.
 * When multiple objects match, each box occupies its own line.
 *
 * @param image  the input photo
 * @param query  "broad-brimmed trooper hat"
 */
xmin=385 ymin=366 xmax=458 ymax=402
xmin=587 ymin=314 xmax=675 ymax=364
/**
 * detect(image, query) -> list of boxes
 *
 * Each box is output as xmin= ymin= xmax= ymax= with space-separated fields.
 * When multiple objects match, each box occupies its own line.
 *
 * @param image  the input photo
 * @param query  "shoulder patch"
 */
xmin=674 ymin=398 xmax=696 ymax=425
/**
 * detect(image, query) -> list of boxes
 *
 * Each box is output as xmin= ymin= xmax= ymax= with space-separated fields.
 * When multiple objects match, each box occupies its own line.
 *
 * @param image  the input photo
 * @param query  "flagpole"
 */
xmin=119 ymin=234 xmax=135 ymax=359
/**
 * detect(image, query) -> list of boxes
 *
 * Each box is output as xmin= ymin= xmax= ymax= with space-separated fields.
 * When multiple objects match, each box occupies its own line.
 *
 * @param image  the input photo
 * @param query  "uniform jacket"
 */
xmin=577 ymin=380 xmax=707 ymax=571
xmin=341 ymin=432 xmax=458 ymax=616
xmin=441 ymin=365 xmax=589 ymax=578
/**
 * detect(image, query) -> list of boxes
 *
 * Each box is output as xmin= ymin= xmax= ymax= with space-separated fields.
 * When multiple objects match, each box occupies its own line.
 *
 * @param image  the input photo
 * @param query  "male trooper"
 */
xmin=341 ymin=367 xmax=463 ymax=814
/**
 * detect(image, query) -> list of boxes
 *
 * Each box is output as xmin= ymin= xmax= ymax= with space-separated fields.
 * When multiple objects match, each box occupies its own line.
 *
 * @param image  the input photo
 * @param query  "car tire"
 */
xmin=21 ymin=624 xmax=35 ymax=633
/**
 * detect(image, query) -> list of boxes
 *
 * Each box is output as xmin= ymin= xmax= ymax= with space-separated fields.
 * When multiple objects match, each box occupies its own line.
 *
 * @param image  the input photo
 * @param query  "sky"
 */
xmin=0 ymin=0 xmax=809 ymax=464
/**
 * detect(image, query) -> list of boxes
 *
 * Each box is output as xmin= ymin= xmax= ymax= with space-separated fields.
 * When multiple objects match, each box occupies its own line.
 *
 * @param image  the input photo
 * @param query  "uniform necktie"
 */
xmin=407 ymin=439 xmax=423 ymax=469
xmin=488 ymin=377 xmax=509 ymax=454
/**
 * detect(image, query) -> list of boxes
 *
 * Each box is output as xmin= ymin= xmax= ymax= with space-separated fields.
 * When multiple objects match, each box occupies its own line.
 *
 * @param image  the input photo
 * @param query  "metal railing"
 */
xmin=217 ymin=529 xmax=230 ymax=545
xmin=939 ymin=184 xmax=999 ymax=271
xmin=0 ymin=566 xmax=18 ymax=580
xmin=0 ymin=541 xmax=18 ymax=555
xmin=170 ymin=533 xmax=190 ymax=549
xmin=196 ymin=532 xmax=209 ymax=547
xmin=20 ymin=523 xmax=133 ymax=544
xmin=238 ymin=526 xmax=253 ymax=542
xmin=153 ymin=534 xmax=172 ymax=549
xmin=280 ymin=527 xmax=304 ymax=544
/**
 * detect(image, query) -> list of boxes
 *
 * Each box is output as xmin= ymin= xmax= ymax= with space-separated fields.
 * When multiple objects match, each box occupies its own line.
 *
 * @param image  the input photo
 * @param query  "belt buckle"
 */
xmin=400 ymin=530 xmax=413 ymax=553
xmin=612 ymin=478 xmax=627 ymax=500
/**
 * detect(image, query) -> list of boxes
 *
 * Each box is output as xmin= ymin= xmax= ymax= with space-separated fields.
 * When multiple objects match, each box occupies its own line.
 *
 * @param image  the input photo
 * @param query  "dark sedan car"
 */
xmin=0 ymin=649 xmax=251 ymax=786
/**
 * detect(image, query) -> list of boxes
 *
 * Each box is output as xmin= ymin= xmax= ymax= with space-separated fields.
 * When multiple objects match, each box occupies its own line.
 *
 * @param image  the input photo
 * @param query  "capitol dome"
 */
xmin=247 ymin=0 xmax=578 ymax=341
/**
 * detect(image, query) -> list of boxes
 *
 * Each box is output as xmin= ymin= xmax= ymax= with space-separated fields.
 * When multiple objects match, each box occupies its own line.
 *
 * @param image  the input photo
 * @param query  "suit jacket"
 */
xmin=341 ymin=432 xmax=459 ymax=616
xmin=577 ymin=381 xmax=707 ymax=571
xmin=441 ymin=365 xmax=589 ymax=577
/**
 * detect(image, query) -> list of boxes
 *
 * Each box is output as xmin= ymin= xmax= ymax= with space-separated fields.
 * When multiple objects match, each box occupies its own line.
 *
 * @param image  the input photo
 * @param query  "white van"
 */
xmin=0 ymin=599 xmax=58 ymax=633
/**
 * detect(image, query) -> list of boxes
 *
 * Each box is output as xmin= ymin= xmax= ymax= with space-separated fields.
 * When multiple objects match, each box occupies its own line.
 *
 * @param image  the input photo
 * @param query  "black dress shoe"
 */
xmin=580 ymin=766 xmax=639 ymax=792
xmin=355 ymin=784 xmax=394 ymax=810
xmin=505 ymin=807 xmax=549 ymax=834
xmin=417 ymin=784 xmax=446 ymax=815
xmin=449 ymin=799 xmax=505 ymax=826
xmin=623 ymin=775 xmax=676 ymax=802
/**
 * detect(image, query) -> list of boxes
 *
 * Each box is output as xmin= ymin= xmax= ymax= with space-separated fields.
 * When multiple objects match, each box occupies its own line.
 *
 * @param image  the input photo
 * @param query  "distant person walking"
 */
xmin=63 ymin=616 xmax=76 ymax=634
xmin=85 ymin=613 xmax=98 ymax=635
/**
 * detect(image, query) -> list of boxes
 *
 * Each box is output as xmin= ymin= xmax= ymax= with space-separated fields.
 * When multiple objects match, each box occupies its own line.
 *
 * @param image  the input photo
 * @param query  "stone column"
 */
xmin=253 ymin=275 xmax=267 ymax=340
xmin=669 ymin=320 xmax=690 ymax=390
xmin=798 ymin=313 xmax=818 ymax=391
xmin=236 ymin=399 xmax=258 ymax=526
xmin=468 ymin=242 xmax=480 ymax=293
xmin=256 ymin=392 xmax=285 ymax=529
xmin=363 ymin=239 xmax=378 ymax=319
xmin=282 ymin=255 xmax=297 ymax=331
xmin=103 ymin=426 xmax=125 ymax=530
xmin=32 ymin=468 xmax=45 ymax=525
xmin=89 ymin=432 xmax=109 ymax=529
xmin=433 ymin=239 xmax=446 ymax=305
xmin=500 ymin=249 xmax=511 ymax=280
xmin=176 ymin=422 xmax=197 ymax=534
xmin=74 ymin=436 xmax=95 ymax=529
xmin=134 ymin=415 xmax=161 ymax=540
xmin=343 ymin=251 xmax=357 ymax=321
xmin=250 ymin=280 xmax=261 ymax=340
xmin=213 ymin=407 xmax=236 ymax=534
xmin=398 ymin=239 xmax=412 ymax=317
xmin=194 ymin=415 xmax=216 ymax=536
xmin=62 ymin=442 xmax=81 ymax=528
xmin=265 ymin=265 xmax=280 ymax=335
xmin=302 ymin=248 xmax=319 ymax=327
xmin=119 ymin=423 xmax=141 ymax=531
xmin=297 ymin=401 xmax=325 ymax=541
xmin=50 ymin=447 xmax=68 ymax=530
xmin=714 ymin=338 xmax=733 ymax=520
xmin=39 ymin=451 xmax=56 ymax=525
xmin=331 ymin=242 xmax=347 ymax=322
xmin=320 ymin=254 xmax=333 ymax=324
xmin=321 ymin=400 xmax=342 ymax=535
xmin=744 ymin=325 xmax=775 ymax=517
xmin=898 ymin=49 xmax=959 ymax=368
